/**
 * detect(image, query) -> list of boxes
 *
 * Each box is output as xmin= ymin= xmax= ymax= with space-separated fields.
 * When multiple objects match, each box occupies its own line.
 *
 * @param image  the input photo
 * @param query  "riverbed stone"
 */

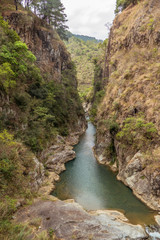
xmin=15 ymin=199 xmax=147 ymax=240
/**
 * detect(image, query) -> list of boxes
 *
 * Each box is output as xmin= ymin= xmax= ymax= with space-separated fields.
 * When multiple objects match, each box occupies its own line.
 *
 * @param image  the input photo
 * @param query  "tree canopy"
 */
xmin=14 ymin=0 xmax=68 ymax=40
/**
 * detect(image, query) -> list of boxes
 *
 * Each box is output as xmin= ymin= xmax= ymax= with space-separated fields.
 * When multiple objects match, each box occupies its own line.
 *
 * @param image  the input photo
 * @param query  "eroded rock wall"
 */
xmin=95 ymin=0 xmax=160 ymax=210
xmin=2 ymin=11 xmax=70 ymax=82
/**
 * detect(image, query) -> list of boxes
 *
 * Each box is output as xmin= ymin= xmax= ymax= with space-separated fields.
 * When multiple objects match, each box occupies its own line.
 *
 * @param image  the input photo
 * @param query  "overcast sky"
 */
xmin=62 ymin=0 xmax=116 ymax=40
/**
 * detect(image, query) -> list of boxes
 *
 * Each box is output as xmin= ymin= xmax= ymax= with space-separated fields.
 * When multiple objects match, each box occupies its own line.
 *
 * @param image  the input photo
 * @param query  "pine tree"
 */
xmin=37 ymin=0 xmax=68 ymax=40
xmin=51 ymin=0 xmax=68 ymax=40
xmin=14 ymin=0 xmax=68 ymax=40
xmin=14 ymin=0 xmax=22 ymax=10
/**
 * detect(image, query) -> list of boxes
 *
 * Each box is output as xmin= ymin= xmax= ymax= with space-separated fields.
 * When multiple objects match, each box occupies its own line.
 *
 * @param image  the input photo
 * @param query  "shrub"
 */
xmin=116 ymin=117 xmax=158 ymax=149
xmin=0 ymin=62 xmax=16 ymax=92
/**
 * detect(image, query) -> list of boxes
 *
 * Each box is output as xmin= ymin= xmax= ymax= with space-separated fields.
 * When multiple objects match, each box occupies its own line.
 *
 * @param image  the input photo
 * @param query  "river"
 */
xmin=53 ymin=120 xmax=156 ymax=226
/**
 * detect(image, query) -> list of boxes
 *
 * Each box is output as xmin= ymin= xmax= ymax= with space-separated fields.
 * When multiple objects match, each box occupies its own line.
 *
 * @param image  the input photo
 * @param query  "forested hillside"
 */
xmin=65 ymin=36 xmax=103 ymax=100
xmin=73 ymin=34 xmax=102 ymax=43
xmin=0 ymin=1 xmax=86 ymax=238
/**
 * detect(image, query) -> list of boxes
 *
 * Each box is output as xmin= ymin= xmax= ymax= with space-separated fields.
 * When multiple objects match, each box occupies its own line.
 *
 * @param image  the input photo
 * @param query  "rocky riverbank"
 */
xmin=14 ymin=198 xmax=148 ymax=240
xmin=13 ymin=122 xmax=155 ymax=240
xmin=94 ymin=147 xmax=160 ymax=211
xmin=38 ymin=129 xmax=86 ymax=196
xmin=92 ymin=0 xmax=160 ymax=215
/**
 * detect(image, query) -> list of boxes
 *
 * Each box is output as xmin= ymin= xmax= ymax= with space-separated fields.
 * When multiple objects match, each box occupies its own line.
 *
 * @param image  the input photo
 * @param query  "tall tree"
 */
xmin=14 ymin=0 xmax=22 ymax=10
xmin=37 ymin=0 xmax=68 ymax=40
xmin=51 ymin=0 xmax=68 ymax=40
xmin=31 ymin=0 xmax=40 ymax=14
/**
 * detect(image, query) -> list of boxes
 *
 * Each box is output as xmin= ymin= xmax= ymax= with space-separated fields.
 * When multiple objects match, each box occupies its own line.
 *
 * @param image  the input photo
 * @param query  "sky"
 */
xmin=62 ymin=0 xmax=116 ymax=40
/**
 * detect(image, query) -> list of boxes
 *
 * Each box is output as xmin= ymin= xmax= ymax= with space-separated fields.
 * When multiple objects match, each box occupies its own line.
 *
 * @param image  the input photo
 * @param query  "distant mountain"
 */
xmin=73 ymin=34 xmax=103 ymax=43
xmin=66 ymin=31 xmax=103 ymax=43
xmin=65 ymin=34 xmax=103 ymax=100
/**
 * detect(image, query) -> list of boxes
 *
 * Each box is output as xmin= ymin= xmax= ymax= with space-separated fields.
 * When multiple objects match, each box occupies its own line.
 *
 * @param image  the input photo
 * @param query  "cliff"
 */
xmin=94 ymin=0 xmax=160 ymax=210
xmin=2 ymin=11 xmax=69 ymax=82
xmin=0 ymin=2 xmax=86 ymax=238
xmin=0 ymin=1 xmax=86 ymax=149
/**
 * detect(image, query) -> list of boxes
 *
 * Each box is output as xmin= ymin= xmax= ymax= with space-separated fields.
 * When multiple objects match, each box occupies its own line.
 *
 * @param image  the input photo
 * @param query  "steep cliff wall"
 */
xmin=2 ymin=11 xmax=69 ymax=82
xmin=0 ymin=3 xmax=86 ymax=237
xmin=95 ymin=0 xmax=160 ymax=210
xmin=0 ymin=2 xmax=86 ymax=149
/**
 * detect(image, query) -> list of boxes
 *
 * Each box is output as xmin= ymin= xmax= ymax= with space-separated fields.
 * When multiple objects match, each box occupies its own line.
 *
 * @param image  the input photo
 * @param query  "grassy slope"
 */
xmin=94 ymin=0 xmax=160 ymax=207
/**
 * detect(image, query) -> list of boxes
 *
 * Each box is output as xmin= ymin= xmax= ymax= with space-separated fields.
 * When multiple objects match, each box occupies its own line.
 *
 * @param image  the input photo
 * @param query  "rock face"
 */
xmin=29 ymin=157 xmax=45 ymax=190
xmin=2 ymin=11 xmax=70 ymax=82
xmin=1 ymin=7 xmax=86 ymax=135
xmin=15 ymin=199 xmax=147 ymax=240
xmin=0 ymin=3 xmax=86 ymax=197
xmin=94 ymin=0 xmax=160 ymax=210
xmin=38 ymin=131 xmax=86 ymax=196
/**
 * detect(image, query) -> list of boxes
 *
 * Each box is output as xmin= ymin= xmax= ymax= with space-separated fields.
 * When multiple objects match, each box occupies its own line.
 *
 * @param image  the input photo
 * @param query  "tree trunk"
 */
xmin=14 ymin=0 xmax=18 ymax=10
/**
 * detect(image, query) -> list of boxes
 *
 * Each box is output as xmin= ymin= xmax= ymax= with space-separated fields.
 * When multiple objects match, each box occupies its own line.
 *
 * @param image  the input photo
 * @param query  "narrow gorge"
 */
xmin=1 ymin=0 xmax=160 ymax=239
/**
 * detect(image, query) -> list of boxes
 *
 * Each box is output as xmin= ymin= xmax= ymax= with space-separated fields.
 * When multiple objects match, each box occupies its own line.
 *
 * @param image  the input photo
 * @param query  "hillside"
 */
xmin=0 ymin=0 xmax=86 ymax=149
xmin=94 ymin=0 xmax=160 ymax=210
xmin=73 ymin=34 xmax=102 ymax=43
xmin=0 ymin=1 xmax=86 ymax=238
xmin=65 ymin=36 xmax=103 ymax=99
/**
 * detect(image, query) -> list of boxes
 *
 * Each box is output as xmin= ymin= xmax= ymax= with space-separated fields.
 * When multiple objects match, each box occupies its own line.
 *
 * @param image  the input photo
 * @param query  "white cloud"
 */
xmin=62 ymin=0 xmax=116 ymax=40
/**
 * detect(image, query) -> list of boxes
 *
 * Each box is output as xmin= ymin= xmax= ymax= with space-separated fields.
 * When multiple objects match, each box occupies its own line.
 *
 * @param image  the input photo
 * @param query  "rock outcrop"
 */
xmin=15 ymin=198 xmax=147 ymax=240
xmin=94 ymin=0 xmax=160 ymax=210
xmin=2 ymin=11 xmax=69 ymax=82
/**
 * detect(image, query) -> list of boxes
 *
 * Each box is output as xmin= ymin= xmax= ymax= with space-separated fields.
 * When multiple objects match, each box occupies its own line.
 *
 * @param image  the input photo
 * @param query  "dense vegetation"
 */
xmin=72 ymin=34 xmax=102 ymax=43
xmin=89 ymin=39 xmax=108 ymax=120
xmin=0 ymin=14 xmax=84 ymax=239
xmin=0 ymin=16 xmax=83 ymax=153
xmin=65 ymin=35 xmax=103 ymax=101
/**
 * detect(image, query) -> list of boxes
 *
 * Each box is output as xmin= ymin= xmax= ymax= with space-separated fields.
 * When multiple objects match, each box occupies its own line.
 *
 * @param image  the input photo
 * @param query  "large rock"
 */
xmin=15 ymin=199 xmax=147 ymax=240
xmin=29 ymin=157 xmax=45 ymax=190
xmin=46 ymin=147 xmax=76 ymax=174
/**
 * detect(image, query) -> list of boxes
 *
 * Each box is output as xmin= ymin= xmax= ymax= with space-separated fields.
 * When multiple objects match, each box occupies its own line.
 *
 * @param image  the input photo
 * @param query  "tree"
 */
xmin=31 ymin=0 xmax=40 ymax=14
xmin=115 ymin=0 xmax=138 ymax=14
xmin=37 ymin=0 xmax=68 ymax=40
xmin=13 ymin=0 xmax=68 ymax=40
xmin=14 ymin=0 xmax=22 ymax=10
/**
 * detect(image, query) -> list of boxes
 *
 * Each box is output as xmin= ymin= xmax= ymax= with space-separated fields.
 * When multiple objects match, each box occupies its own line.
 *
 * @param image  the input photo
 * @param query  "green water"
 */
xmin=53 ymin=121 xmax=156 ymax=225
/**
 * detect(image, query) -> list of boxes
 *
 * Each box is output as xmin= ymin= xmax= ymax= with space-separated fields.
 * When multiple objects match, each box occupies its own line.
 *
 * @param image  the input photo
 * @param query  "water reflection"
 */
xmin=53 ymin=121 xmax=156 ymax=225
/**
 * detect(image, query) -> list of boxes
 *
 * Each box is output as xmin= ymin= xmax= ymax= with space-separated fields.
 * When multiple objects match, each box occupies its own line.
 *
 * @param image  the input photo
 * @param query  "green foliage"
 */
xmin=105 ymin=118 xmax=119 ymax=135
xmin=0 ymin=16 xmax=20 ymax=42
xmin=65 ymin=36 xmax=102 ymax=96
xmin=116 ymin=117 xmax=158 ymax=149
xmin=0 ymin=130 xmax=36 ymax=196
xmin=90 ymin=90 xmax=105 ymax=120
xmin=0 ymin=17 xmax=83 ymax=152
xmin=115 ymin=0 xmax=139 ymax=14
xmin=0 ymin=196 xmax=16 ymax=221
xmin=0 ymin=220 xmax=32 ymax=240
xmin=0 ymin=129 xmax=15 ymax=145
xmin=0 ymin=129 xmax=36 ymax=239
xmin=48 ymin=228 xmax=55 ymax=238
xmin=0 ymin=158 xmax=15 ymax=179
xmin=0 ymin=63 xmax=16 ymax=92
xmin=105 ymin=141 xmax=117 ymax=165
xmin=72 ymin=33 xmax=102 ymax=43
xmin=14 ymin=92 xmax=31 ymax=110
xmin=35 ymin=0 xmax=68 ymax=40
xmin=0 ymin=18 xmax=39 ymax=95
xmin=0 ymin=11 xmax=84 ymax=240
